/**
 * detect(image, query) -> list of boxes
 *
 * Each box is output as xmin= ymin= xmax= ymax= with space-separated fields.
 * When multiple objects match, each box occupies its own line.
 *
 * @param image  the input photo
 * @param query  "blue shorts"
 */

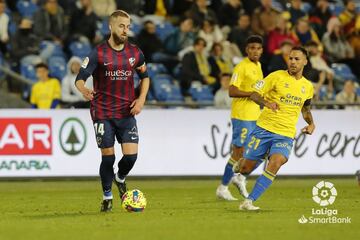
xmin=243 ymin=126 xmax=294 ymax=161
xmin=231 ymin=119 xmax=257 ymax=147
xmin=92 ymin=117 xmax=139 ymax=148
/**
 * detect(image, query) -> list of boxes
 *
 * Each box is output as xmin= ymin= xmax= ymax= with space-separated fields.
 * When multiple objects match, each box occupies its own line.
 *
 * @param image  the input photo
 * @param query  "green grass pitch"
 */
xmin=0 ymin=178 xmax=359 ymax=240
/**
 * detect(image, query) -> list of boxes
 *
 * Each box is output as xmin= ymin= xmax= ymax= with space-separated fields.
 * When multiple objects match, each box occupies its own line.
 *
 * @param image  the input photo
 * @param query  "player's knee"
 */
xmin=123 ymin=154 xmax=137 ymax=163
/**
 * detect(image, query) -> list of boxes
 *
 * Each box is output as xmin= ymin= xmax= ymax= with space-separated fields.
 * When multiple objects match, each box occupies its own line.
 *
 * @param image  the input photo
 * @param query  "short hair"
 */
xmin=280 ymin=39 xmax=294 ymax=47
xmin=110 ymin=10 xmax=130 ymax=20
xmin=291 ymin=46 xmax=308 ymax=57
xmin=194 ymin=37 xmax=207 ymax=47
xmin=35 ymin=63 xmax=48 ymax=70
xmin=246 ymin=35 xmax=263 ymax=45
xmin=221 ymin=73 xmax=232 ymax=78
xmin=305 ymin=40 xmax=319 ymax=47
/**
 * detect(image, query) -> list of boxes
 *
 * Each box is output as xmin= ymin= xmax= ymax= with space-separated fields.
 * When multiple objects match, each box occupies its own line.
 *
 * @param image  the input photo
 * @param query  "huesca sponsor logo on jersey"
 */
xmin=105 ymin=70 xmax=132 ymax=80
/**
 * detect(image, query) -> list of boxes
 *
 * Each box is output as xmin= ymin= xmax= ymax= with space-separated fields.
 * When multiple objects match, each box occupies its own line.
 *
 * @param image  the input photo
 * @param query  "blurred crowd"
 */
xmin=0 ymin=0 xmax=360 ymax=109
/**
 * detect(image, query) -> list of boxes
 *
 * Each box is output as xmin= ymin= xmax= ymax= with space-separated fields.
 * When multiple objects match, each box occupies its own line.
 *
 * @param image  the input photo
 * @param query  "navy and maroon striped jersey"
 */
xmin=76 ymin=41 xmax=148 ymax=120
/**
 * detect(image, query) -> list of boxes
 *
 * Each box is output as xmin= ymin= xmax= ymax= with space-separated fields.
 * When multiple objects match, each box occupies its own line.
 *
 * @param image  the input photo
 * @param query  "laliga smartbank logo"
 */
xmin=298 ymin=181 xmax=351 ymax=224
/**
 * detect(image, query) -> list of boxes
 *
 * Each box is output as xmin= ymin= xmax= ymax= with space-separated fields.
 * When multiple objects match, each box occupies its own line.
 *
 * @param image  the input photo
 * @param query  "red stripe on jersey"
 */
xmin=97 ymin=44 xmax=105 ymax=119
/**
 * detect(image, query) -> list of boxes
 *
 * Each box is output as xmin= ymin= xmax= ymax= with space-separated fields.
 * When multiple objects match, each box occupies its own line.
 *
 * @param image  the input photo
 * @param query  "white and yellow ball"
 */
xmin=121 ymin=189 xmax=147 ymax=212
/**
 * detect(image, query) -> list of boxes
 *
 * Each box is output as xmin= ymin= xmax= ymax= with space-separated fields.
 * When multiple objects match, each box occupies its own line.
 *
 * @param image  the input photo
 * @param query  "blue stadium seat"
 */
xmin=331 ymin=63 xmax=357 ymax=82
xmin=147 ymin=63 xmax=168 ymax=78
xmin=155 ymin=22 xmax=175 ymax=42
xmin=152 ymin=74 xmax=184 ymax=102
xmin=40 ymin=41 xmax=66 ymax=58
xmin=189 ymin=84 xmax=214 ymax=102
xmin=319 ymin=86 xmax=335 ymax=101
xmin=131 ymin=22 xmax=142 ymax=36
xmin=330 ymin=4 xmax=344 ymax=16
xmin=0 ymin=53 xmax=4 ymax=78
xmin=16 ymin=0 xmax=39 ymax=18
xmin=69 ymin=41 xmax=91 ymax=59
xmin=301 ymin=2 xmax=313 ymax=14
xmin=48 ymin=56 xmax=67 ymax=81
xmin=356 ymin=88 xmax=360 ymax=96
xmin=20 ymin=62 xmax=37 ymax=100
xmin=97 ymin=19 xmax=110 ymax=37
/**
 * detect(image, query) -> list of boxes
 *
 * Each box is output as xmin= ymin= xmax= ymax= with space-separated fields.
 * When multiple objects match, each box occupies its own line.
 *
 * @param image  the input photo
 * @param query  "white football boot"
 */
xmin=239 ymin=199 xmax=260 ymax=211
xmin=232 ymin=174 xmax=249 ymax=198
xmin=216 ymin=185 xmax=238 ymax=201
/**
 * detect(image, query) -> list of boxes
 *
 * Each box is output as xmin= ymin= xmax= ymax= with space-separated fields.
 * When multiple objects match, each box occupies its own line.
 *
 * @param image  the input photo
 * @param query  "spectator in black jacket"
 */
xmin=218 ymin=0 xmax=244 ymax=27
xmin=186 ymin=0 xmax=218 ymax=28
xmin=228 ymin=14 xmax=252 ymax=56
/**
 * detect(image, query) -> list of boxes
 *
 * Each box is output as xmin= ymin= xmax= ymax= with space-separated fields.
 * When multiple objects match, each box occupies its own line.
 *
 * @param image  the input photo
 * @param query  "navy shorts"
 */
xmin=92 ymin=117 xmax=139 ymax=148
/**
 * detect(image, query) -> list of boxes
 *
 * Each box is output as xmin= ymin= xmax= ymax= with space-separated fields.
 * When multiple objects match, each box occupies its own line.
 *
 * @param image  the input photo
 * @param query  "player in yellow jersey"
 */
xmin=238 ymin=46 xmax=315 ymax=210
xmin=30 ymin=63 xmax=61 ymax=109
xmin=216 ymin=36 xmax=264 ymax=201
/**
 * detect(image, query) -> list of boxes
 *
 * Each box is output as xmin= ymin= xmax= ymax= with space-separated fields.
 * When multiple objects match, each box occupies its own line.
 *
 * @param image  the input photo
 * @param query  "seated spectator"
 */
xmin=251 ymin=0 xmax=281 ymax=36
xmin=0 ymin=0 xmax=9 ymax=55
xmin=214 ymin=73 xmax=232 ymax=109
xmin=180 ymin=38 xmax=216 ymax=95
xmin=218 ymin=0 xmax=244 ymax=27
xmin=308 ymin=0 xmax=333 ymax=38
xmin=10 ymin=18 xmax=42 ymax=67
xmin=339 ymin=0 xmax=357 ymax=36
xmin=91 ymin=0 xmax=116 ymax=18
xmin=198 ymin=19 xmax=224 ymax=53
xmin=164 ymin=17 xmax=195 ymax=55
xmin=292 ymin=17 xmax=321 ymax=47
xmin=68 ymin=0 xmax=99 ymax=45
xmin=30 ymin=63 xmax=61 ymax=109
xmin=305 ymin=40 xmax=334 ymax=98
xmin=288 ymin=0 xmax=307 ymax=25
xmin=335 ymin=80 xmax=360 ymax=110
xmin=266 ymin=14 xmax=296 ymax=54
xmin=267 ymin=39 xmax=293 ymax=73
xmin=61 ymin=57 xmax=92 ymax=108
xmin=348 ymin=15 xmax=360 ymax=58
xmin=143 ymin=0 xmax=173 ymax=17
xmin=228 ymin=14 xmax=252 ymax=56
xmin=33 ymin=0 xmax=67 ymax=46
xmin=186 ymin=0 xmax=218 ymax=28
xmin=208 ymin=42 xmax=233 ymax=86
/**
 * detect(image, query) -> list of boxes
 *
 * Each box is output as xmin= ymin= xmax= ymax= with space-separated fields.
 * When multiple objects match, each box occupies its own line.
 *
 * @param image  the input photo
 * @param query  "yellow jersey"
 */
xmin=254 ymin=70 xmax=314 ymax=138
xmin=30 ymin=78 xmax=61 ymax=109
xmin=230 ymin=57 xmax=263 ymax=121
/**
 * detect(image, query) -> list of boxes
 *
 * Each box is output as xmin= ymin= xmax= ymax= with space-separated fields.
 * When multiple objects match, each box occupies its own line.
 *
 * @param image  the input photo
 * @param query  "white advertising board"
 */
xmin=0 ymin=109 xmax=359 ymax=177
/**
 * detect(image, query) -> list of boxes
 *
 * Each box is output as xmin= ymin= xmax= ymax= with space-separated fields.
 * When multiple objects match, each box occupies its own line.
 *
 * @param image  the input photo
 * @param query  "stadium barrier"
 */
xmin=0 ymin=109 xmax=359 ymax=177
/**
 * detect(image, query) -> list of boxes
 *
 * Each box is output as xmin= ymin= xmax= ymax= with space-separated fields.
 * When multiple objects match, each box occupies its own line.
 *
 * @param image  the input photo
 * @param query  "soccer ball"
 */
xmin=121 ymin=189 xmax=147 ymax=212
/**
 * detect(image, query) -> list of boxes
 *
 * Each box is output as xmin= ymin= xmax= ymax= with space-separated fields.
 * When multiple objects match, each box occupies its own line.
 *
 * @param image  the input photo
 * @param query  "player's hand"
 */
xmin=301 ymin=124 xmax=315 ymax=135
xmin=80 ymin=87 xmax=96 ymax=101
xmin=130 ymin=98 xmax=145 ymax=115
xmin=265 ymin=102 xmax=279 ymax=112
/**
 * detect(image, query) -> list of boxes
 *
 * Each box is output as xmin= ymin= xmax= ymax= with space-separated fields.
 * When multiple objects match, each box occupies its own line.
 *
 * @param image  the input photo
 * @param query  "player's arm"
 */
xmin=300 ymin=99 xmax=315 ymax=135
xmin=229 ymin=85 xmax=253 ymax=98
xmin=75 ymin=50 xmax=98 ymax=100
xmin=229 ymin=67 xmax=252 ymax=98
xmin=249 ymin=75 xmax=279 ymax=112
xmin=249 ymin=92 xmax=279 ymax=111
xmin=131 ymin=51 xmax=150 ymax=115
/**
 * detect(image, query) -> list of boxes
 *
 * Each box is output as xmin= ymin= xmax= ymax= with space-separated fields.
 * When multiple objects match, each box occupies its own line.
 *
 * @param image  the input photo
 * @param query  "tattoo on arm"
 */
xmin=250 ymin=92 xmax=267 ymax=107
xmin=301 ymin=105 xmax=314 ymax=125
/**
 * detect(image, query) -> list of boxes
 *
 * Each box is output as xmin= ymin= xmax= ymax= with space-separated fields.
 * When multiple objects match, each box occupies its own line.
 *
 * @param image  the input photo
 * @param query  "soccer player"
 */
xmin=216 ymin=35 xmax=264 ymax=201
xmin=75 ymin=10 xmax=150 ymax=212
xmin=239 ymin=46 xmax=315 ymax=210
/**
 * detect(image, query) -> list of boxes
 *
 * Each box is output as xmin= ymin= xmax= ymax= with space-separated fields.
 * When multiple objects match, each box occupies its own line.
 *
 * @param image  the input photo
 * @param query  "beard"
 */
xmin=112 ymin=32 xmax=127 ymax=45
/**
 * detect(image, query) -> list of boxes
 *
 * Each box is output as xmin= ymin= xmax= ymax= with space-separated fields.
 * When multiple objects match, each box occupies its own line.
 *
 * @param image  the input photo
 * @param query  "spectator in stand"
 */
xmin=288 ymin=0 xmax=307 ymax=25
xmin=198 ymin=19 xmax=224 ymax=53
xmin=91 ymin=0 xmax=116 ymax=18
xmin=10 ymin=18 xmax=42 ymax=66
xmin=228 ymin=14 xmax=252 ymax=56
xmin=348 ymin=15 xmax=360 ymax=58
xmin=208 ymin=42 xmax=233 ymax=89
xmin=33 ymin=0 xmax=67 ymax=46
xmin=266 ymin=13 xmax=297 ymax=55
xmin=30 ymin=63 xmax=61 ymax=109
xmin=116 ymin=0 xmax=144 ymax=15
xmin=267 ymin=39 xmax=294 ymax=73
xmin=322 ymin=17 xmax=360 ymax=77
xmin=144 ymin=0 xmax=173 ymax=17
xmin=305 ymin=40 xmax=334 ymax=99
xmin=292 ymin=17 xmax=321 ymax=47
xmin=61 ymin=56 xmax=92 ymax=108
xmin=308 ymin=0 xmax=333 ymax=38
xmin=339 ymin=0 xmax=357 ymax=36
xmin=172 ymin=0 xmax=193 ymax=16
xmin=214 ymin=73 xmax=232 ymax=109
xmin=0 ymin=0 xmax=9 ymax=55
xmin=335 ymin=80 xmax=360 ymax=110
xmin=186 ymin=0 xmax=218 ymax=28
xmin=218 ymin=0 xmax=244 ymax=27
xmin=180 ymin=38 xmax=216 ymax=95
xmin=251 ymin=0 xmax=281 ymax=36
xmin=164 ymin=17 xmax=195 ymax=55
xmin=68 ymin=0 xmax=99 ymax=45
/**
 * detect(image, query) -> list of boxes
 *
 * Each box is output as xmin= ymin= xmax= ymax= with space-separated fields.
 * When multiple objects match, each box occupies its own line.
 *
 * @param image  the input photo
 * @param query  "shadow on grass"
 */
xmin=25 ymin=211 xmax=113 ymax=219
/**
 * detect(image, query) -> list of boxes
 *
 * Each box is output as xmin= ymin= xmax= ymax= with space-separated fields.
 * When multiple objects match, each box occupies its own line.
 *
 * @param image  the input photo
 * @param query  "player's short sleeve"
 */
xmin=307 ymin=82 xmax=314 ymax=100
xmin=135 ymin=49 xmax=149 ymax=79
xmin=76 ymin=48 xmax=98 ymax=82
xmin=53 ymin=79 xmax=61 ymax=99
xmin=230 ymin=64 xmax=244 ymax=88
xmin=253 ymin=72 xmax=275 ymax=96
